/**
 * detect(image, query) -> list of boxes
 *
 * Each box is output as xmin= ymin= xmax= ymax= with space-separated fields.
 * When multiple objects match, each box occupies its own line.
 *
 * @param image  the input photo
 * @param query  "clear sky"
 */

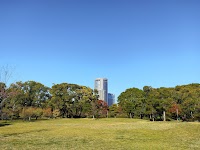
xmin=0 ymin=0 xmax=200 ymax=102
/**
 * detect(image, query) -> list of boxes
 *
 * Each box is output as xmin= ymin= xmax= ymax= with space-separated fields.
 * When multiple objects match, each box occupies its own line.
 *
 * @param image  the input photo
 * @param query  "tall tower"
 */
xmin=94 ymin=78 xmax=108 ymax=103
xmin=108 ymin=93 xmax=115 ymax=106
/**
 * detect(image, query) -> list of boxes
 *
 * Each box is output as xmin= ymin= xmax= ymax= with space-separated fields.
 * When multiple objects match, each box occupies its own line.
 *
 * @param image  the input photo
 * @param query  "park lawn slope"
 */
xmin=0 ymin=118 xmax=199 ymax=150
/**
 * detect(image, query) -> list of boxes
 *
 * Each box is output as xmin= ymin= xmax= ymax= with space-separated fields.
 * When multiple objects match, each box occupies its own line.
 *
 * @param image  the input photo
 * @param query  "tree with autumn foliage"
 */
xmin=0 ymin=76 xmax=200 ymax=122
xmin=168 ymin=103 xmax=182 ymax=121
xmin=96 ymin=100 xmax=109 ymax=118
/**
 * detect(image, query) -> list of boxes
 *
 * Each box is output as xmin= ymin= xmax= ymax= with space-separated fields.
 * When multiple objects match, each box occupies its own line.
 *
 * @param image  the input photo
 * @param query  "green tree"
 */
xmin=20 ymin=107 xmax=34 ymax=121
xmin=118 ymin=88 xmax=144 ymax=118
xmin=50 ymin=83 xmax=97 ymax=118
xmin=21 ymin=81 xmax=50 ymax=107
xmin=109 ymin=104 xmax=120 ymax=118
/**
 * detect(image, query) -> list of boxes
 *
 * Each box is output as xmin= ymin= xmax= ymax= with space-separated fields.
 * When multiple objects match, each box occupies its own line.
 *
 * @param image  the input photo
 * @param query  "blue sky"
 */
xmin=0 ymin=0 xmax=200 ymax=102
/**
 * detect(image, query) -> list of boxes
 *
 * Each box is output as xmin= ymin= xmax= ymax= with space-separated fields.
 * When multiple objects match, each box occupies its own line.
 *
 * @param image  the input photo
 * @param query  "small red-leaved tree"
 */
xmin=96 ymin=100 xmax=109 ymax=118
xmin=168 ymin=103 xmax=182 ymax=121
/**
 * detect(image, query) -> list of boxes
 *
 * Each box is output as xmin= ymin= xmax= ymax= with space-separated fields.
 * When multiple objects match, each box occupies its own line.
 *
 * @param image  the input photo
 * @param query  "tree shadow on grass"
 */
xmin=0 ymin=123 xmax=11 ymax=127
xmin=3 ymin=129 xmax=50 ymax=137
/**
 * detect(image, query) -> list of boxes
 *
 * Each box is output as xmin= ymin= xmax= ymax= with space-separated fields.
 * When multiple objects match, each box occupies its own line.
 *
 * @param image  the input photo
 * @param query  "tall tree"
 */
xmin=0 ymin=65 xmax=14 ymax=120
xmin=49 ymin=83 xmax=97 ymax=118
xmin=20 ymin=81 xmax=50 ymax=107
xmin=118 ymin=88 xmax=144 ymax=118
xmin=4 ymin=82 xmax=24 ymax=120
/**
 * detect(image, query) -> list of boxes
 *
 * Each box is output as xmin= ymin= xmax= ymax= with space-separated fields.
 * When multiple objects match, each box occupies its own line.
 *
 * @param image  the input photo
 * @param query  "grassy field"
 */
xmin=0 ymin=118 xmax=199 ymax=150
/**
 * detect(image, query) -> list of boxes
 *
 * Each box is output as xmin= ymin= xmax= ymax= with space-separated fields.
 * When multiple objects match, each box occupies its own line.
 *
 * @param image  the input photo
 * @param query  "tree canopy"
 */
xmin=118 ymin=83 xmax=200 ymax=121
xmin=0 ymin=78 xmax=199 ymax=122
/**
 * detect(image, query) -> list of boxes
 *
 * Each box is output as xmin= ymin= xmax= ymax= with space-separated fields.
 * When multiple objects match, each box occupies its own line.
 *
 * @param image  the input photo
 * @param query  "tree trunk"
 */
xmin=151 ymin=110 xmax=154 ymax=121
xmin=191 ymin=111 xmax=194 ymax=118
xmin=163 ymin=111 xmax=166 ymax=121
xmin=176 ymin=108 xmax=179 ymax=121
xmin=129 ymin=112 xmax=132 ymax=118
xmin=11 ymin=104 xmax=15 ymax=121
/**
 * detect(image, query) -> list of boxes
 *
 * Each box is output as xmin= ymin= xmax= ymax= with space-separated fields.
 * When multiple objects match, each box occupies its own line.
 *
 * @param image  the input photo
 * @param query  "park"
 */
xmin=1 ymin=1 xmax=200 ymax=149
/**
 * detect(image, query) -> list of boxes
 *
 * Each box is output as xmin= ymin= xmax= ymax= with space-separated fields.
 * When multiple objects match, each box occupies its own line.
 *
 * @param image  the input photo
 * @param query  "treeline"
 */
xmin=1 ymin=80 xmax=200 ymax=122
xmin=118 ymin=84 xmax=200 ymax=121
xmin=0 ymin=81 xmax=109 ymax=121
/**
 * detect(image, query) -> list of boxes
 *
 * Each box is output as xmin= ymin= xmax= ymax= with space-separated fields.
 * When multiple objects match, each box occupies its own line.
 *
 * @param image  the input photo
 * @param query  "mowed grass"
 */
xmin=0 ymin=118 xmax=200 ymax=150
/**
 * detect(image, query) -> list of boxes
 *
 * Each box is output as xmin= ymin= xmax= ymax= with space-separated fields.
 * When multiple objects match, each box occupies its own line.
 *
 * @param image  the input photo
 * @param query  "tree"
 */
xmin=119 ymin=83 xmax=200 ymax=121
xmin=43 ymin=108 xmax=52 ymax=118
xmin=0 ymin=65 xmax=14 ymax=120
xmin=118 ymin=88 xmax=144 ymax=118
xmin=49 ymin=83 xmax=97 ymax=118
xmin=109 ymin=104 xmax=120 ymax=118
xmin=96 ymin=100 xmax=108 ymax=118
xmin=168 ymin=103 xmax=182 ymax=121
xmin=5 ymin=82 xmax=24 ymax=120
xmin=20 ymin=81 xmax=50 ymax=107
xmin=0 ymin=82 xmax=7 ymax=119
xmin=20 ymin=107 xmax=34 ymax=121
xmin=33 ymin=108 xmax=43 ymax=120
xmin=49 ymin=83 xmax=80 ymax=118
xmin=52 ymin=109 xmax=60 ymax=119
xmin=5 ymin=81 xmax=50 ymax=120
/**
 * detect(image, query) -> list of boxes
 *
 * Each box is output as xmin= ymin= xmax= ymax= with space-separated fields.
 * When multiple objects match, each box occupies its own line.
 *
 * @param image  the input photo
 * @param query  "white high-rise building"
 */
xmin=94 ymin=78 xmax=108 ymax=103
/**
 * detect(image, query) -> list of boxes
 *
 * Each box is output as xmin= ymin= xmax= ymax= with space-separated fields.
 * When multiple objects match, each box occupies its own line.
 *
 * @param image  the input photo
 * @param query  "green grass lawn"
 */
xmin=0 ymin=118 xmax=199 ymax=150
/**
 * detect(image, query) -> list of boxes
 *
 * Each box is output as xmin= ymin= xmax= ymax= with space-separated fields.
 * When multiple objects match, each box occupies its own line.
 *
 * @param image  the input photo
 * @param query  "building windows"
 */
xmin=94 ymin=78 xmax=108 ymax=103
xmin=108 ymin=93 xmax=115 ymax=106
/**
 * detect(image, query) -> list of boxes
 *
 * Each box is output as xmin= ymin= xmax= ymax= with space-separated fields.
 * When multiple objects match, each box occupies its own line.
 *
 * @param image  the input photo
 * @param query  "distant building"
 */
xmin=94 ymin=78 xmax=108 ymax=103
xmin=108 ymin=93 xmax=115 ymax=106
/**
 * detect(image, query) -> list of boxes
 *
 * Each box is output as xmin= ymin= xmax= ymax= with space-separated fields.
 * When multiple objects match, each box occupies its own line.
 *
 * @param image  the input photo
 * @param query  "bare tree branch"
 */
xmin=0 ymin=65 xmax=15 ymax=119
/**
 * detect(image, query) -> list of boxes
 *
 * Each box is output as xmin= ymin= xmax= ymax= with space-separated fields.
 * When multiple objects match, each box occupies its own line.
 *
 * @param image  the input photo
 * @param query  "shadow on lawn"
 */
xmin=3 ymin=129 xmax=50 ymax=137
xmin=0 ymin=123 xmax=11 ymax=127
